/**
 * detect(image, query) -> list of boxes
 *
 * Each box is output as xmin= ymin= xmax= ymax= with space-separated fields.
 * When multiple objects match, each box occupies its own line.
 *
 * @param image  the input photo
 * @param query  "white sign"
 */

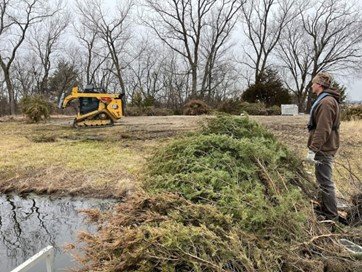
xmin=281 ymin=104 xmax=299 ymax=116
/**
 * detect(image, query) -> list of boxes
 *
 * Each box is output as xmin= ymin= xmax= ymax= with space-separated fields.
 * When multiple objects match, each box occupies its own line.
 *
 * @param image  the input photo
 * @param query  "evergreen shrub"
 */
xmin=20 ymin=95 xmax=51 ymax=123
xmin=266 ymin=105 xmax=281 ymax=115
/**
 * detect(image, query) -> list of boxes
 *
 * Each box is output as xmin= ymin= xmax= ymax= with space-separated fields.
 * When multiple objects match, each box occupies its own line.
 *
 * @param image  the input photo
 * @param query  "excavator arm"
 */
xmin=61 ymin=87 xmax=81 ymax=108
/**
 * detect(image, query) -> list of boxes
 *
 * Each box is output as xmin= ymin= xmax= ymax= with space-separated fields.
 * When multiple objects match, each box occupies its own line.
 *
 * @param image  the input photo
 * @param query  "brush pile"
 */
xmin=183 ymin=99 xmax=210 ymax=115
xmin=73 ymin=115 xmax=362 ymax=271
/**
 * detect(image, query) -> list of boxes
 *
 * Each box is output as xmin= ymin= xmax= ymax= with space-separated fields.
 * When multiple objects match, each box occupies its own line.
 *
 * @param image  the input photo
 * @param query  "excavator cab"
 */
xmin=59 ymin=85 xmax=124 ymax=128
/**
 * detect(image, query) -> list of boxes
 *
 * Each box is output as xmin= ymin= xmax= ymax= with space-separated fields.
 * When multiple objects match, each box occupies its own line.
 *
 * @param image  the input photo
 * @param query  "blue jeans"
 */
xmin=315 ymin=154 xmax=338 ymax=219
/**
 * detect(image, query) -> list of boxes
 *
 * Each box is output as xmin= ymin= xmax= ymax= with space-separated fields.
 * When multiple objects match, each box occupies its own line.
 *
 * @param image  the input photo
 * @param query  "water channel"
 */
xmin=0 ymin=193 xmax=116 ymax=272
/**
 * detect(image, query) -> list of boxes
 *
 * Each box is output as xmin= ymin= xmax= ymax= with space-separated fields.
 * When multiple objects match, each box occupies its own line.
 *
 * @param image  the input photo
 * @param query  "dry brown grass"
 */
xmin=335 ymin=120 xmax=362 ymax=196
xmin=0 ymin=116 xmax=204 ymax=198
xmin=0 ymin=119 xmax=148 ymax=197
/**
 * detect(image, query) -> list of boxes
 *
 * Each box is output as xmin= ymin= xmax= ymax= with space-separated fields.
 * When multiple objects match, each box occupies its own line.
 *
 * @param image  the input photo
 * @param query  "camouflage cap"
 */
xmin=312 ymin=72 xmax=333 ymax=88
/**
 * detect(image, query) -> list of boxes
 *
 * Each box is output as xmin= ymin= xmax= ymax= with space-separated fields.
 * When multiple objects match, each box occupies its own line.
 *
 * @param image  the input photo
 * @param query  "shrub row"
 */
xmin=341 ymin=104 xmax=362 ymax=121
xmin=126 ymin=106 xmax=173 ymax=116
xmin=127 ymin=99 xmax=281 ymax=116
xmin=218 ymin=99 xmax=281 ymax=115
xmin=17 ymin=95 xmax=283 ymax=121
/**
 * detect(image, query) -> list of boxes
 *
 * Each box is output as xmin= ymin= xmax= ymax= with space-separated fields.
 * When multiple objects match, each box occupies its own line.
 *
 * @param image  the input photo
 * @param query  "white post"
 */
xmin=11 ymin=245 xmax=55 ymax=272
xmin=45 ymin=247 xmax=55 ymax=272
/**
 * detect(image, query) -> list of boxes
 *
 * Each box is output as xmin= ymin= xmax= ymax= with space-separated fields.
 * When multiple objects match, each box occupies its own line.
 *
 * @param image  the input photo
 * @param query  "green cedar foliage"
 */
xmin=147 ymin=116 xmax=309 ymax=237
xmin=77 ymin=116 xmax=357 ymax=272
xmin=242 ymin=68 xmax=291 ymax=107
xmin=20 ymin=95 xmax=51 ymax=123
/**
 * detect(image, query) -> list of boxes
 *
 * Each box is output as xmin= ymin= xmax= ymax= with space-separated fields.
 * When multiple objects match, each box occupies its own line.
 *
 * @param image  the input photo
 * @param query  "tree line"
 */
xmin=0 ymin=0 xmax=361 ymax=116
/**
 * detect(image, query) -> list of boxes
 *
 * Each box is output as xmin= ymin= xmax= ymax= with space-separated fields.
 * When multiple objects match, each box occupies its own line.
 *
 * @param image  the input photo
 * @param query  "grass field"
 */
xmin=0 ymin=115 xmax=360 ymax=202
xmin=0 ymin=116 xmax=206 ymax=198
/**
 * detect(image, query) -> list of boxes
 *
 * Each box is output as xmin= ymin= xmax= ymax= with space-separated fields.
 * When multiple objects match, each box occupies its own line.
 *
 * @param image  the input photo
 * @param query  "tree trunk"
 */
xmin=304 ymin=79 xmax=313 ymax=112
xmin=296 ymin=93 xmax=304 ymax=113
xmin=115 ymin=63 xmax=125 ymax=94
xmin=4 ymin=70 xmax=16 ymax=115
xmin=191 ymin=65 xmax=198 ymax=98
xmin=118 ymin=73 xmax=125 ymax=94
xmin=306 ymin=89 xmax=313 ymax=112
xmin=40 ymin=72 xmax=49 ymax=94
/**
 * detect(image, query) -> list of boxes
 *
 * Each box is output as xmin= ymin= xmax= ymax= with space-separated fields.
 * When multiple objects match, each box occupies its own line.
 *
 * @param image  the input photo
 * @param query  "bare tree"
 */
xmin=207 ymin=58 xmax=242 ymax=101
xmin=302 ymin=0 xmax=362 ymax=110
xmin=241 ymin=0 xmax=296 ymax=84
xmin=200 ymin=0 xmax=241 ymax=99
xmin=278 ymin=0 xmax=362 ymax=111
xmin=12 ymin=54 xmax=38 ymax=98
xmin=144 ymin=0 xmax=242 ymax=98
xmin=75 ymin=0 xmax=134 ymax=95
xmin=277 ymin=19 xmax=313 ymax=110
xmin=29 ymin=8 xmax=69 ymax=94
xmin=126 ymin=38 xmax=168 ymax=104
xmin=0 ymin=0 xmax=59 ymax=115
xmin=161 ymin=51 xmax=191 ymax=110
xmin=74 ymin=2 xmax=110 ymax=86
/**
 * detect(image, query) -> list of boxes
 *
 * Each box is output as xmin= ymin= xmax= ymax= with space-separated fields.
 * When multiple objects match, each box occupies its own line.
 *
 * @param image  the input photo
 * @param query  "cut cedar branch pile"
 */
xmin=72 ymin=115 xmax=362 ymax=272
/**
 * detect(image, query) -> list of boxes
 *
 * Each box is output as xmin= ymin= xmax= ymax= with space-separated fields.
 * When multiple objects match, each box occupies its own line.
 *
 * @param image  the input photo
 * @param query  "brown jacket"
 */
xmin=307 ymin=89 xmax=340 ymax=156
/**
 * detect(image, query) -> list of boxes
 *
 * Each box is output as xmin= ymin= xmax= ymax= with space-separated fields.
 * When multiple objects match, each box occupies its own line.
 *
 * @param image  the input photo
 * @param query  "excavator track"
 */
xmin=73 ymin=112 xmax=114 ymax=128
xmin=73 ymin=119 xmax=114 ymax=128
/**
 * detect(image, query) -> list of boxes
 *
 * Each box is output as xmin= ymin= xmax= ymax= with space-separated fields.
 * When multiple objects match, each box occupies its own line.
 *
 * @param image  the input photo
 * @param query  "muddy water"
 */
xmin=0 ymin=194 xmax=115 ymax=272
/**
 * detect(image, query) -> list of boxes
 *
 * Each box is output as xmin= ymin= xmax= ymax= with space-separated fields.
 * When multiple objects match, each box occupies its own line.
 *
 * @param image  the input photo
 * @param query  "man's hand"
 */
xmin=306 ymin=150 xmax=317 ymax=164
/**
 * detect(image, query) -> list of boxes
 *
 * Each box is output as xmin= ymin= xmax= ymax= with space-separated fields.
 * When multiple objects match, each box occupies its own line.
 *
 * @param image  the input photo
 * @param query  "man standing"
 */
xmin=306 ymin=72 xmax=341 ymax=221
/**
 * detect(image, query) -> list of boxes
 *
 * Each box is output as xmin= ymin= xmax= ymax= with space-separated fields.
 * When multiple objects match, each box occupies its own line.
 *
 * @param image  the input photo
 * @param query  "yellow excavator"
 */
xmin=59 ymin=85 xmax=124 ymax=127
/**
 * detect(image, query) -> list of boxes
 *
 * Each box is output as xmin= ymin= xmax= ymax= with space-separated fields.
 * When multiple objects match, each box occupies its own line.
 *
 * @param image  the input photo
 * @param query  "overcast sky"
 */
xmin=342 ymin=0 xmax=362 ymax=101
xmin=342 ymin=76 xmax=362 ymax=101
